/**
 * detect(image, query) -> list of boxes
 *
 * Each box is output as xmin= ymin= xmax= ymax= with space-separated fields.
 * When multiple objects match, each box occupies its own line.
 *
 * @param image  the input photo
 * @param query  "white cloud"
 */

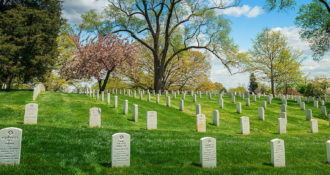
xmin=301 ymin=58 xmax=330 ymax=77
xmin=62 ymin=0 xmax=109 ymax=24
xmin=219 ymin=5 xmax=264 ymax=18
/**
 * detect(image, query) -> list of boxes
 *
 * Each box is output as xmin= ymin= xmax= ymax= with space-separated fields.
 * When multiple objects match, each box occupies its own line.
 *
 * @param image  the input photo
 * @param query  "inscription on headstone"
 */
xmin=147 ymin=111 xmax=157 ymax=130
xmin=89 ymin=107 xmax=101 ymax=127
xmin=111 ymin=133 xmax=130 ymax=167
xmin=213 ymin=110 xmax=220 ymax=126
xmin=200 ymin=137 xmax=216 ymax=168
xmin=270 ymin=138 xmax=285 ymax=167
xmin=240 ymin=116 xmax=250 ymax=134
xmin=24 ymin=103 xmax=38 ymax=124
xmin=196 ymin=114 xmax=206 ymax=132
xmin=0 ymin=127 xmax=22 ymax=165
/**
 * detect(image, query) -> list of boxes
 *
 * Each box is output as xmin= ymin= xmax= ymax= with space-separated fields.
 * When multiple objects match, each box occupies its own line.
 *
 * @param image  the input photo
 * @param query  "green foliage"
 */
xmin=0 ymin=0 xmax=63 ymax=89
xmin=296 ymin=83 xmax=307 ymax=95
xmin=248 ymin=73 xmax=258 ymax=94
xmin=229 ymin=86 xmax=246 ymax=94
xmin=304 ymin=76 xmax=330 ymax=97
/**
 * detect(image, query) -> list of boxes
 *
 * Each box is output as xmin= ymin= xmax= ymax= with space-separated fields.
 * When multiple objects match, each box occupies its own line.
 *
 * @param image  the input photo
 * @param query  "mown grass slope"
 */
xmin=0 ymin=90 xmax=329 ymax=175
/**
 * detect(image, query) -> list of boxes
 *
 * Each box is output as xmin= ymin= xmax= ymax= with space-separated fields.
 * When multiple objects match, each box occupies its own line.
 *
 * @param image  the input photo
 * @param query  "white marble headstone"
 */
xmin=132 ymin=104 xmax=138 ymax=122
xmin=123 ymin=100 xmax=128 ymax=115
xmin=200 ymin=137 xmax=216 ymax=168
xmin=213 ymin=110 xmax=220 ymax=126
xmin=111 ymin=133 xmax=130 ymax=167
xmin=278 ymin=118 xmax=286 ymax=134
xmin=270 ymin=138 xmax=285 ymax=167
xmin=0 ymin=127 xmax=22 ymax=165
xmin=310 ymin=119 xmax=318 ymax=133
xmin=24 ymin=103 xmax=38 ymax=124
xmin=196 ymin=104 xmax=201 ymax=115
xmin=240 ymin=116 xmax=250 ymax=134
xmin=180 ymin=99 xmax=184 ymax=111
xmin=236 ymin=102 xmax=242 ymax=114
xmin=327 ymin=140 xmax=330 ymax=163
xmin=147 ymin=111 xmax=157 ymax=130
xmin=89 ymin=107 xmax=101 ymax=127
xmin=258 ymin=107 xmax=264 ymax=120
xmin=196 ymin=114 xmax=206 ymax=132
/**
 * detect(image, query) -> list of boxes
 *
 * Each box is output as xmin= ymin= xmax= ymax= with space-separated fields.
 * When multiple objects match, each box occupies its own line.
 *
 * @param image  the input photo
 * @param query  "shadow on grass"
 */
xmin=191 ymin=162 xmax=201 ymax=167
xmin=100 ymin=162 xmax=112 ymax=167
xmin=262 ymin=162 xmax=273 ymax=167
xmin=16 ymin=122 xmax=23 ymax=124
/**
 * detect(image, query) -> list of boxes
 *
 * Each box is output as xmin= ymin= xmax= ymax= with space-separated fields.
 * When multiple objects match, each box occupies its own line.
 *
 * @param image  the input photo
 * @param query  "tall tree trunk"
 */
xmin=100 ymin=70 xmax=111 ymax=92
xmin=154 ymin=61 xmax=164 ymax=92
xmin=5 ymin=74 xmax=13 ymax=90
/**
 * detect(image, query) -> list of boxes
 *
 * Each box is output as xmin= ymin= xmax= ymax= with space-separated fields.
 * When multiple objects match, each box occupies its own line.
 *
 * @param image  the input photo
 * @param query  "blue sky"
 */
xmin=62 ymin=0 xmax=330 ymax=89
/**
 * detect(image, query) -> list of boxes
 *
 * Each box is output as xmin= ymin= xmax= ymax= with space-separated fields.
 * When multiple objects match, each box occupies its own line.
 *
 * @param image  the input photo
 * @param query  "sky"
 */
xmin=62 ymin=0 xmax=330 ymax=89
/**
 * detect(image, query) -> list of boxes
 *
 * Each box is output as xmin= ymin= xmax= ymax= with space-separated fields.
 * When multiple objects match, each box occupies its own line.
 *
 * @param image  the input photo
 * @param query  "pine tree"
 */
xmin=248 ymin=73 xmax=258 ymax=94
xmin=0 ymin=0 xmax=62 ymax=89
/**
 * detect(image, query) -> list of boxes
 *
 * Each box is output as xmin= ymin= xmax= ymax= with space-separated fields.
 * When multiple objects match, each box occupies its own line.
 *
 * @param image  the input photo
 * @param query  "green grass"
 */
xmin=0 ymin=90 xmax=329 ymax=175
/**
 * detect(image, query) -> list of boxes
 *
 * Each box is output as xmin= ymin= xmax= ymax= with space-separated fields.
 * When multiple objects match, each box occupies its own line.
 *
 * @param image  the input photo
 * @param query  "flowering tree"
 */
xmin=61 ymin=27 xmax=137 ymax=92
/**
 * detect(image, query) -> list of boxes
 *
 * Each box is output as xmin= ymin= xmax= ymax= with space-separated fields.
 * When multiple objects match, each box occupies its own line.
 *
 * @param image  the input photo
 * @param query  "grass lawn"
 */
xmin=0 ymin=90 xmax=329 ymax=174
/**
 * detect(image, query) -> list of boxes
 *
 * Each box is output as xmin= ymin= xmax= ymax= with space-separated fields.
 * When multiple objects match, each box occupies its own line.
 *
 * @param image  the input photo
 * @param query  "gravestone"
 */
xmin=166 ymin=96 xmax=171 ymax=107
xmin=24 ymin=103 xmax=38 ymax=124
xmin=208 ymin=93 xmax=212 ymax=99
xmin=314 ymin=101 xmax=319 ymax=108
xmin=196 ymin=104 xmax=201 ymax=115
xmin=173 ymin=92 xmax=176 ymax=99
xmin=278 ymin=118 xmax=286 ymax=134
xmin=253 ymin=95 xmax=256 ymax=102
xmin=240 ymin=116 xmax=250 ymax=134
xmin=156 ymin=94 xmax=160 ymax=104
xmin=123 ymin=100 xmax=128 ymax=115
xmin=107 ymin=93 xmax=110 ymax=104
xmin=89 ymin=107 xmax=101 ymax=127
xmin=321 ymin=106 xmax=327 ymax=116
xmin=219 ymin=97 xmax=224 ymax=109
xmin=147 ymin=93 xmax=150 ymax=102
xmin=258 ymin=107 xmax=264 ymax=120
xmin=232 ymin=95 xmax=235 ymax=103
xmin=114 ymin=96 xmax=118 ymax=108
xmin=321 ymin=100 xmax=325 ymax=106
xmin=327 ymin=140 xmax=330 ymax=163
xmin=132 ymin=104 xmax=138 ymax=122
xmin=133 ymin=90 xmax=136 ymax=98
xmin=96 ymin=92 xmax=99 ymax=100
xmin=246 ymin=97 xmax=250 ymax=106
xmin=0 ymin=127 xmax=22 ymax=165
xmin=111 ymin=133 xmax=130 ymax=167
xmin=310 ymin=119 xmax=318 ymax=133
xmin=262 ymin=101 xmax=267 ymax=109
xmin=139 ymin=92 xmax=143 ymax=100
xmin=236 ymin=102 xmax=242 ymax=114
xmin=196 ymin=114 xmax=206 ymax=132
xmin=200 ymin=137 xmax=216 ymax=168
xmin=182 ymin=93 xmax=186 ymax=100
xmin=101 ymin=91 xmax=104 ymax=102
xmin=300 ymin=102 xmax=305 ymax=110
xmin=267 ymin=96 xmax=272 ymax=104
xmin=281 ymin=104 xmax=287 ymax=113
xmin=213 ymin=110 xmax=220 ymax=126
xmin=270 ymin=139 xmax=285 ymax=167
xmin=180 ymin=99 xmax=184 ymax=111
xmin=280 ymin=112 xmax=287 ymax=125
xmin=193 ymin=94 xmax=197 ymax=103
xmin=306 ymin=109 xmax=312 ymax=121
xmin=92 ymin=89 xmax=95 ymax=98
xmin=147 ymin=111 xmax=157 ymax=130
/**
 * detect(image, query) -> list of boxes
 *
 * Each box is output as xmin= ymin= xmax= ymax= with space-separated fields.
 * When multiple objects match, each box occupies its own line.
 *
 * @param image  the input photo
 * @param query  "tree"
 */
xmin=245 ymin=28 xmax=304 ymax=96
xmin=0 ymin=0 xmax=62 ymax=89
xmin=60 ymin=27 xmax=137 ymax=92
xmin=104 ymin=0 xmax=240 ymax=91
xmin=248 ymin=73 xmax=258 ymax=94
xmin=265 ymin=0 xmax=330 ymax=60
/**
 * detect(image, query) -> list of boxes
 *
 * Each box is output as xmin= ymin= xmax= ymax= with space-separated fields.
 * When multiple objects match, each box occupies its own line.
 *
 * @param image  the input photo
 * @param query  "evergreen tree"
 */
xmin=0 ymin=0 xmax=62 ymax=89
xmin=248 ymin=73 xmax=258 ymax=94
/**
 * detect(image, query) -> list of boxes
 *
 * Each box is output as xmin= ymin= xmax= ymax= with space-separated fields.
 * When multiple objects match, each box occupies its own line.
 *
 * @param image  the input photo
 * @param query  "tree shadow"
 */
xmin=100 ymin=162 xmax=112 ymax=167
xmin=262 ymin=162 xmax=273 ymax=167
xmin=16 ymin=122 xmax=23 ymax=124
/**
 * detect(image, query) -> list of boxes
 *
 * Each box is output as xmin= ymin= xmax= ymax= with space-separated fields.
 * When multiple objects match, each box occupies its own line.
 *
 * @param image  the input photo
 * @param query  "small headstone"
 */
xmin=111 ymin=133 xmax=130 ymax=167
xmin=219 ymin=97 xmax=224 ymax=109
xmin=107 ymin=93 xmax=110 ymax=104
xmin=314 ymin=101 xmax=319 ymax=108
xmin=123 ymin=100 xmax=128 ymax=115
xmin=156 ymin=94 xmax=160 ymax=104
xmin=236 ymin=102 xmax=242 ymax=114
xmin=327 ymin=140 xmax=330 ymax=163
xmin=232 ymin=95 xmax=235 ymax=103
xmin=281 ymin=104 xmax=287 ymax=113
xmin=306 ymin=109 xmax=312 ymax=121
xmin=196 ymin=104 xmax=201 ymax=115
xmin=240 ymin=116 xmax=250 ymax=134
xmin=267 ymin=96 xmax=272 ymax=104
xmin=96 ymin=92 xmax=99 ymax=100
xmin=101 ymin=91 xmax=104 ymax=101
xmin=196 ymin=114 xmax=206 ymax=132
xmin=258 ymin=107 xmax=264 ymax=120
xmin=208 ymin=93 xmax=212 ymax=99
xmin=89 ymin=107 xmax=101 ymax=127
xmin=310 ymin=119 xmax=318 ymax=133
xmin=147 ymin=92 xmax=150 ymax=102
xmin=166 ymin=96 xmax=171 ymax=107
xmin=200 ymin=137 xmax=216 ymax=168
xmin=173 ymin=92 xmax=176 ymax=99
xmin=280 ymin=112 xmax=287 ymax=125
xmin=278 ymin=118 xmax=286 ymax=134
xmin=246 ymin=97 xmax=250 ymax=106
xmin=180 ymin=99 xmax=184 ymax=111
xmin=262 ymin=101 xmax=267 ymax=109
xmin=193 ymin=94 xmax=197 ymax=103
xmin=24 ymin=103 xmax=38 ymax=124
xmin=300 ymin=102 xmax=305 ymax=110
xmin=0 ymin=127 xmax=22 ymax=165
xmin=147 ymin=111 xmax=157 ymax=130
xmin=139 ymin=92 xmax=143 ymax=100
xmin=321 ymin=106 xmax=327 ymax=116
xmin=253 ymin=95 xmax=256 ymax=102
xmin=213 ymin=110 xmax=220 ymax=126
xmin=270 ymin=138 xmax=285 ymax=167
xmin=182 ymin=93 xmax=186 ymax=100
xmin=132 ymin=104 xmax=138 ymax=122
xmin=114 ymin=96 xmax=118 ymax=108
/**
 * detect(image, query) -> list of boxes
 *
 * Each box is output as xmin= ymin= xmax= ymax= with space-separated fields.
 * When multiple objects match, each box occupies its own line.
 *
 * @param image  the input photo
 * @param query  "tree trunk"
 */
xmin=100 ymin=70 xmax=111 ymax=92
xmin=154 ymin=61 xmax=164 ymax=92
xmin=5 ymin=75 xmax=13 ymax=90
